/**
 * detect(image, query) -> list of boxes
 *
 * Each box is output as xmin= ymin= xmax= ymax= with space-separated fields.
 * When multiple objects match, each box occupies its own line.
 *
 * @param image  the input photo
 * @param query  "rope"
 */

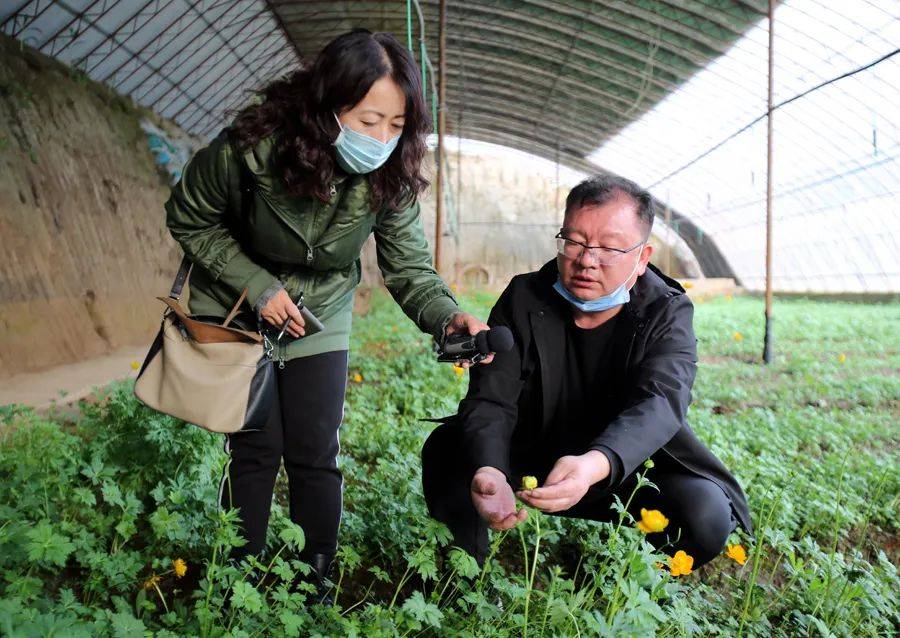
xmin=648 ymin=48 xmax=900 ymax=189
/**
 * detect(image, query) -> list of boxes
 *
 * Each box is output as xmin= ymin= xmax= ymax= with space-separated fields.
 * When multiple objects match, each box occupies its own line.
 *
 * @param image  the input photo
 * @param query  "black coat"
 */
xmin=433 ymin=259 xmax=753 ymax=535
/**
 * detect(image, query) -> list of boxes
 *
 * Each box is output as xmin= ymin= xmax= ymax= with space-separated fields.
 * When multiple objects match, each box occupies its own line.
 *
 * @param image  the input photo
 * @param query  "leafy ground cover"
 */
xmin=1 ymin=292 xmax=897 ymax=636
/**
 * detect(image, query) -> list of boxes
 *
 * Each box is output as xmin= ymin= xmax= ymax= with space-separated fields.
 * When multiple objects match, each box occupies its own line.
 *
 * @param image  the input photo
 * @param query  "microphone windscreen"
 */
xmin=486 ymin=326 xmax=514 ymax=353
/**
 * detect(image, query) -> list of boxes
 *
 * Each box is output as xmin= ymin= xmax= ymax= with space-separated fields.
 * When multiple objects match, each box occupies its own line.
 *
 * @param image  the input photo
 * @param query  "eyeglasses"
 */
xmin=555 ymin=232 xmax=644 ymax=266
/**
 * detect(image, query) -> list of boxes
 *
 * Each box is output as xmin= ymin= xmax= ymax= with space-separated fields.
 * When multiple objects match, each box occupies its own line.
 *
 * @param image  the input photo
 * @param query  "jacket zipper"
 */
xmin=256 ymin=188 xmax=309 ymax=244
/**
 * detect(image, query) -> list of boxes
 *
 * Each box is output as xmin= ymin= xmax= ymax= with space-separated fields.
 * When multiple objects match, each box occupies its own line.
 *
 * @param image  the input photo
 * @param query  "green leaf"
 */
xmin=401 ymin=591 xmax=443 ymax=628
xmin=25 ymin=520 xmax=75 ymax=567
xmin=229 ymin=581 xmax=263 ymax=614
xmin=278 ymin=522 xmax=306 ymax=551
xmin=449 ymin=548 xmax=480 ymax=579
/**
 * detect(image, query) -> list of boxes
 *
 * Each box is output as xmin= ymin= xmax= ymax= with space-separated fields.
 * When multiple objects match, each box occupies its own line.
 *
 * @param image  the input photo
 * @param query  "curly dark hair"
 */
xmin=226 ymin=29 xmax=431 ymax=213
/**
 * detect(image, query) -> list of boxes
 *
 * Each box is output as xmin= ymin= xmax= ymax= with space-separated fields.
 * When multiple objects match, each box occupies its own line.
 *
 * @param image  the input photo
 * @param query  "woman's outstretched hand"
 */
xmin=444 ymin=312 xmax=495 ymax=368
xmin=260 ymin=289 xmax=306 ymax=338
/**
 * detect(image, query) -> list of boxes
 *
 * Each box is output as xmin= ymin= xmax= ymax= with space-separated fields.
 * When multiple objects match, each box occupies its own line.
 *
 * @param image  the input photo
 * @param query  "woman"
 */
xmin=164 ymin=29 xmax=492 ymax=600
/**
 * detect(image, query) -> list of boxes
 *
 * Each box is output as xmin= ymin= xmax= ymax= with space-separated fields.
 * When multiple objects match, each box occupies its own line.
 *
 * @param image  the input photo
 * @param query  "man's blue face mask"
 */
xmin=332 ymin=112 xmax=401 ymax=174
xmin=553 ymin=244 xmax=645 ymax=313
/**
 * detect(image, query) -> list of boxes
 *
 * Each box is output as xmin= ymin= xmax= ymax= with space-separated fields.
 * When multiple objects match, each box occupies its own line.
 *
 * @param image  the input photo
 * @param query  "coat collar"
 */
xmin=527 ymin=259 xmax=685 ymax=431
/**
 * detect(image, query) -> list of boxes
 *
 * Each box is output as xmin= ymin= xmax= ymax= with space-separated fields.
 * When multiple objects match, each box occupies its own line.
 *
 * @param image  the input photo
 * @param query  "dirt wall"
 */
xmin=0 ymin=34 xmax=188 ymax=378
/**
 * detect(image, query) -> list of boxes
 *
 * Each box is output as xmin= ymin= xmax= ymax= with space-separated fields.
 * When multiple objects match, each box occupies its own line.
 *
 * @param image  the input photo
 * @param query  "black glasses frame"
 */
xmin=554 ymin=232 xmax=644 ymax=258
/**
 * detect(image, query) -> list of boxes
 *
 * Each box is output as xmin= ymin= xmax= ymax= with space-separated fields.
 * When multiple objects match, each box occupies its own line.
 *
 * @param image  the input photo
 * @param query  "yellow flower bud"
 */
xmin=732 ymin=331 xmax=743 ymax=341
xmin=636 ymin=508 xmax=669 ymax=533
xmin=643 ymin=458 xmax=655 ymax=469
xmin=173 ymin=558 xmax=188 ymax=578
xmin=142 ymin=573 xmax=161 ymax=590
xmin=130 ymin=360 xmax=141 ymax=370
xmin=353 ymin=373 xmax=363 ymax=383
xmin=837 ymin=353 xmax=846 ymax=364
xmin=725 ymin=544 xmax=747 ymax=565
xmin=521 ymin=475 xmax=538 ymax=490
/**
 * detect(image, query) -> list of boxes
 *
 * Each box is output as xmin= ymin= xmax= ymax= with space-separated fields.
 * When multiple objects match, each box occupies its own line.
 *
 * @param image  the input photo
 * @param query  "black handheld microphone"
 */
xmin=437 ymin=326 xmax=514 ymax=363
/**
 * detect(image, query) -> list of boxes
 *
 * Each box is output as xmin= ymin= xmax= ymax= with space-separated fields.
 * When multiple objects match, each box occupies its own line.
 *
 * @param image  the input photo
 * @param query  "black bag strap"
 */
xmin=168 ymin=129 xmax=254 ymax=303
xmin=168 ymin=255 xmax=192 ymax=300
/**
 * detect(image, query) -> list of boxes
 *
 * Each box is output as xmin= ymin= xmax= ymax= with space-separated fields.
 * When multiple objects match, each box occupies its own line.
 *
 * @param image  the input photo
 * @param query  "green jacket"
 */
xmin=164 ymin=127 xmax=460 ymax=362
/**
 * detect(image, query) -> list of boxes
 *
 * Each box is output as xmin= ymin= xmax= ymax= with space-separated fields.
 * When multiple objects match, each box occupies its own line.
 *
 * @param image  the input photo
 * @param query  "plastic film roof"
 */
xmin=1 ymin=0 xmax=300 ymax=138
xmin=2 ymin=1 xmax=897 ymax=292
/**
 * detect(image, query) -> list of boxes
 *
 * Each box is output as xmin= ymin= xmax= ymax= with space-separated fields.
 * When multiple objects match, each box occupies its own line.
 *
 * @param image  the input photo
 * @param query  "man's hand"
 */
xmin=471 ymin=466 xmax=528 ymax=530
xmin=445 ymin=312 xmax=495 ymax=368
xmin=516 ymin=451 xmax=611 ymax=513
xmin=260 ymin=288 xmax=306 ymax=338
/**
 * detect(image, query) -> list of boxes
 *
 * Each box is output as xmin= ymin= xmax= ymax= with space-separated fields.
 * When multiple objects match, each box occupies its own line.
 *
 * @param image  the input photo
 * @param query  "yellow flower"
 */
xmin=668 ymin=550 xmax=694 ymax=576
xmin=453 ymin=364 xmax=465 ymax=378
xmin=173 ymin=558 xmax=187 ymax=578
xmin=142 ymin=573 xmax=161 ymax=590
xmin=352 ymin=373 xmax=363 ymax=383
xmin=837 ymin=353 xmax=846 ymax=364
xmin=681 ymin=281 xmax=694 ymax=289
xmin=451 ymin=283 xmax=459 ymax=293
xmin=732 ymin=331 xmax=743 ymax=341
xmin=520 ymin=475 xmax=538 ymax=490
xmin=725 ymin=294 xmax=734 ymax=302
xmin=130 ymin=360 xmax=141 ymax=370
xmin=636 ymin=508 xmax=669 ymax=533
xmin=725 ymin=544 xmax=747 ymax=565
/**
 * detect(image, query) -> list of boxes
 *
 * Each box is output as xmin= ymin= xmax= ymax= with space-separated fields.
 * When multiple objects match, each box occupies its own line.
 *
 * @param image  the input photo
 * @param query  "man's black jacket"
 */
xmin=429 ymin=259 xmax=753 ymax=535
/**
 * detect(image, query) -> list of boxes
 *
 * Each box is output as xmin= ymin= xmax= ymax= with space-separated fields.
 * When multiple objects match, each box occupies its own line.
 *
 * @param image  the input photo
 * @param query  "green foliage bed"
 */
xmin=1 ymin=292 xmax=897 ymax=637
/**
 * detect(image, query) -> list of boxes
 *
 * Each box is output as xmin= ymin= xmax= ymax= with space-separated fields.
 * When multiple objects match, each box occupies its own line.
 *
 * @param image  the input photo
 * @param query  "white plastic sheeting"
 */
xmin=588 ymin=0 xmax=899 ymax=293
xmin=3 ymin=0 xmax=896 ymax=293
xmin=1 ymin=0 xmax=298 ymax=139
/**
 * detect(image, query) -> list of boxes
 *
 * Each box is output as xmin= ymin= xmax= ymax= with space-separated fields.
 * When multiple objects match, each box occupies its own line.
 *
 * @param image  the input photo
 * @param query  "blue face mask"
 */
xmin=332 ymin=112 xmax=401 ymax=174
xmin=553 ymin=247 xmax=644 ymax=313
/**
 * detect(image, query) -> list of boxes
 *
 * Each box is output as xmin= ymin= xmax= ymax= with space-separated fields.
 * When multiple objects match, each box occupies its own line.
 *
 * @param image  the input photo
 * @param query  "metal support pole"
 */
xmin=664 ymin=203 xmax=672 ymax=275
xmin=455 ymin=111 xmax=463 ymax=282
xmin=434 ymin=0 xmax=447 ymax=275
xmin=763 ymin=0 xmax=775 ymax=364
xmin=555 ymin=141 xmax=560 ymax=214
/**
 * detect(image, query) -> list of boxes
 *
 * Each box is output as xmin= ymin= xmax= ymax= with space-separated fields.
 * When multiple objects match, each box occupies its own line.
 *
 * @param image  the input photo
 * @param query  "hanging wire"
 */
xmin=648 ymin=47 xmax=899 ymax=190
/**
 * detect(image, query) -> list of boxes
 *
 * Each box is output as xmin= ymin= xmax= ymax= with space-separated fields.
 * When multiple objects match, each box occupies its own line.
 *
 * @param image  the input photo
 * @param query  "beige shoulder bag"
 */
xmin=133 ymin=256 xmax=277 ymax=434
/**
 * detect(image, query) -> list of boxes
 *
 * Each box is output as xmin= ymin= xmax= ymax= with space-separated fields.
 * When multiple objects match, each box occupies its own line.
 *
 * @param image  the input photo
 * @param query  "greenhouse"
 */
xmin=0 ymin=0 xmax=897 ymax=636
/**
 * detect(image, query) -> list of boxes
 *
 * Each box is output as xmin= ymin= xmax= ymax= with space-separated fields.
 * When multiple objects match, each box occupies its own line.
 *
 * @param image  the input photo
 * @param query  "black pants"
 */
xmin=220 ymin=350 xmax=349 ymax=561
xmin=422 ymin=422 xmax=737 ymax=568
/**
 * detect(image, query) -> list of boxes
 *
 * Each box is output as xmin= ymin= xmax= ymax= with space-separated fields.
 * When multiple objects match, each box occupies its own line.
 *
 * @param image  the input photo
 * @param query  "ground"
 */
xmin=0 ymin=291 xmax=897 ymax=636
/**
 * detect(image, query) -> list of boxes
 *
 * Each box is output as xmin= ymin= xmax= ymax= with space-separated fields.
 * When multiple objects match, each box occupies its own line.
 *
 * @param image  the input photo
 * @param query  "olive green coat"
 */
xmin=164 ymin=128 xmax=460 ymax=361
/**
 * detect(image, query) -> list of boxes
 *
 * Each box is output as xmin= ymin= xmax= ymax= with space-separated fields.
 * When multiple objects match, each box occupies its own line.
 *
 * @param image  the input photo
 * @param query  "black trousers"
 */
xmin=220 ymin=350 xmax=349 ymax=561
xmin=422 ymin=422 xmax=737 ymax=568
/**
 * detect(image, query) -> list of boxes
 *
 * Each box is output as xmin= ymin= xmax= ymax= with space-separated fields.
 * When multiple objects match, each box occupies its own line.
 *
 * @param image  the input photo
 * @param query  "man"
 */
xmin=421 ymin=175 xmax=753 ymax=568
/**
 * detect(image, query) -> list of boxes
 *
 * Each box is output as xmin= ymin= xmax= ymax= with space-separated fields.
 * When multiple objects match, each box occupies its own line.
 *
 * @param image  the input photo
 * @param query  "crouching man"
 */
xmin=421 ymin=175 xmax=753 ymax=568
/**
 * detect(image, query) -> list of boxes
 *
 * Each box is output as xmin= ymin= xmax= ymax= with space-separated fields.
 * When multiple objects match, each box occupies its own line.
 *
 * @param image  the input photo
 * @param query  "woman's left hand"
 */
xmin=444 ymin=312 xmax=495 ymax=368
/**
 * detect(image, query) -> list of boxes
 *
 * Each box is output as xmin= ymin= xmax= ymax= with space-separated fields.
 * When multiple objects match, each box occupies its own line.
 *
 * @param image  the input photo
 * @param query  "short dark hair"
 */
xmin=564 ymin=174 xmax=655 ymax=239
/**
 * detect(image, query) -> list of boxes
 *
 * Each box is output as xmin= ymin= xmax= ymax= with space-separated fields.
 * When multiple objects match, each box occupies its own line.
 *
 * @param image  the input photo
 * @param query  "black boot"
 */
xmin=293 ymin=551 xmax=335 ymax=606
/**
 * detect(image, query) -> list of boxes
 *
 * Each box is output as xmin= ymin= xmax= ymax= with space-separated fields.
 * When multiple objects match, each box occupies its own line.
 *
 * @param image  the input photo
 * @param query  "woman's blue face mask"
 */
xmin=332 ymin=112 xmax=401 ymax=174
